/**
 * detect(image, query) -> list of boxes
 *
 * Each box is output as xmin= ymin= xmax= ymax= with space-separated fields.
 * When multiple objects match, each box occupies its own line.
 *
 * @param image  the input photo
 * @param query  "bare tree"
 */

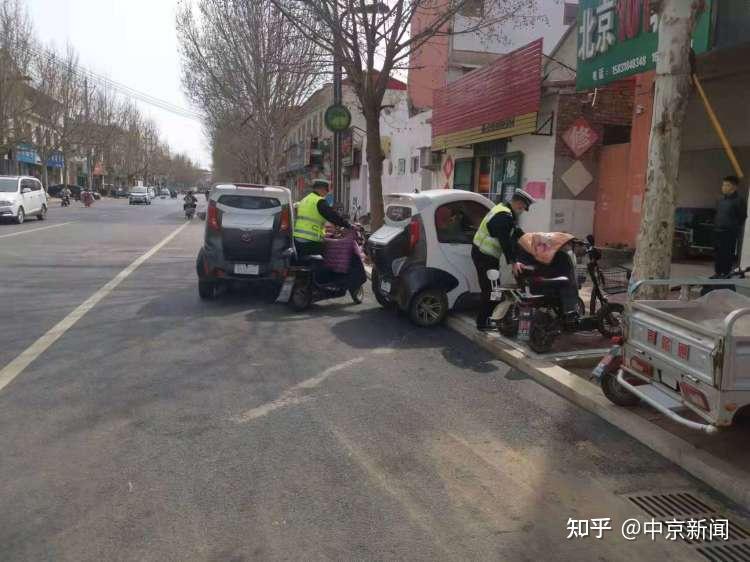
xmin=271 ymin=0 xmax=541 ymax=228
xmin=631 ymin=0 xmax=705 ymax=296
xmin=176 ymin=0 xmax=325 ymax=184
xmin=0 ymin=0 xmax=34 ymax=174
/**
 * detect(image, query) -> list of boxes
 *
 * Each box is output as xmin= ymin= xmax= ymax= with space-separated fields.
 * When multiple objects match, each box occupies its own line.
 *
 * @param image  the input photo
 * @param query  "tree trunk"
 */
xmin=631 ymin=0 xmax=702 ymax=298
xmin=365 ymin=111 xmax=384 ymax=230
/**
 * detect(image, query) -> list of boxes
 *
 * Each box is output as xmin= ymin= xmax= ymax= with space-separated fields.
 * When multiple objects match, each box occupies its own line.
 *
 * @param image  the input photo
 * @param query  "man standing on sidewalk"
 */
xmin=714 ymin=175 xmax=747 ymax=276
xmin=472 ymin=190 xmax=535 ymax=330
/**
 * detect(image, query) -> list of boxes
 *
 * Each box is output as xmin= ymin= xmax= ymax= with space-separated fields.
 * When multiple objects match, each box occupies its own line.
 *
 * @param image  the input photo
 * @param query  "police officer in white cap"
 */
xmin=472 ymin=189 xmax=536 ymax=330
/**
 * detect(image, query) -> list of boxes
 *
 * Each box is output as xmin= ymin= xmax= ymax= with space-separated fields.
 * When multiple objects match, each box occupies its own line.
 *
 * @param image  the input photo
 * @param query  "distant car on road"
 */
xmin=113 ymin=187 xmax=129 ymax=199
xmin=160 ymin=188 xmax=170 ymax=199
xmin=0 ymin=175 xmax=48 ymax=223
xmin=129 ymin=185 xmax=152 ymax=205
xmin=196 ymin=183 xmax=293 ymax=299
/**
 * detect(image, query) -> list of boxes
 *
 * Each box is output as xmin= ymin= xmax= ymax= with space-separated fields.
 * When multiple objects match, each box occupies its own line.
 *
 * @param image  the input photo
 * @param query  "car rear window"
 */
xmin=386 ymin=205 xmax=412 ymax=222
xmin=218 ymin=195 xmax=280 ymax=210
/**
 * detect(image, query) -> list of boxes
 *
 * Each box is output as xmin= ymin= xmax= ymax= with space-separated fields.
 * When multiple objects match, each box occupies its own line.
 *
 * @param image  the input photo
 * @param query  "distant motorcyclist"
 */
xmin=294 ymin=179 xmax=352 ymax=258
xmin=472 ymin=189 xmax=535 ymax=330
xmin=183 ymin=191 xmax=197 ymax=208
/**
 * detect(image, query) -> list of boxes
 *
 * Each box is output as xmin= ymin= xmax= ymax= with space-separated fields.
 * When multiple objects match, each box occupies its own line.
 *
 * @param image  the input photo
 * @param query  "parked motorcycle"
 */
xmin=281 ymin=226 xmax=367 ymax=311
xmin=488 ymin=235 xmax=625 ymax=354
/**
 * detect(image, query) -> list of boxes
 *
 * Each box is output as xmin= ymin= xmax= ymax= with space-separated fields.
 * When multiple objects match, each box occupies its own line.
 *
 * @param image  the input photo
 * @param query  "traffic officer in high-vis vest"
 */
xmin=472 ymin=189 xmax=535 ymax=330
xmin=294 ymin=179 xmax=352 ymax=257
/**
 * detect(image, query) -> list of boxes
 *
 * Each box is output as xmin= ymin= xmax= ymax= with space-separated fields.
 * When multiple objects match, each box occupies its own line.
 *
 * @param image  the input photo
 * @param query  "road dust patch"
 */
xmin=0 ymin=222 xmax=189 ymax=394
xmin=233 ymin=357 xmax=365 ymax=423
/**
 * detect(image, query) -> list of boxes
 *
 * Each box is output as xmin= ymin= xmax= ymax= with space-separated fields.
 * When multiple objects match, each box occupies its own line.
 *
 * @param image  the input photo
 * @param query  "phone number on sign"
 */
xmin=566 ymin=517 xmax=730 ymax=541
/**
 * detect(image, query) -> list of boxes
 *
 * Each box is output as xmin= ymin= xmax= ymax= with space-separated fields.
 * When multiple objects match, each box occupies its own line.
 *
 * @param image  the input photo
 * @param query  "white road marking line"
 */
xmin=234 ymin=357 xmax=366 ymax=423
xmin=0 ymin=221 xmax=74 ymax=239
xmin=0 ymin=222 xmax=189 ymax=394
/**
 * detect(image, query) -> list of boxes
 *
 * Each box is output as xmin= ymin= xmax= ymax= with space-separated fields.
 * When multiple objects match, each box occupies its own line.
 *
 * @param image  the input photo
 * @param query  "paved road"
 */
xmin=0 ymin=198 xmax=735 ymax=561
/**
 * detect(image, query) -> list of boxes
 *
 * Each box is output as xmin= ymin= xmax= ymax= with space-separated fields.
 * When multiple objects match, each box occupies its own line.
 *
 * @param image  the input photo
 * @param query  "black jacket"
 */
xmin=715 ymin=191 xmax=747 ymax=232
xmin=316 ymin=199 xmax=350 ymax=229
xmin=485 ymin=211 xmax=523 ymax=263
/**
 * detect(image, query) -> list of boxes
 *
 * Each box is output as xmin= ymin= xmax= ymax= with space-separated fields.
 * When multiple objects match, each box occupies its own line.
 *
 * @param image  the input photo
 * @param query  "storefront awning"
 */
xmin=432 ymin=39 xmax=542 ymax=151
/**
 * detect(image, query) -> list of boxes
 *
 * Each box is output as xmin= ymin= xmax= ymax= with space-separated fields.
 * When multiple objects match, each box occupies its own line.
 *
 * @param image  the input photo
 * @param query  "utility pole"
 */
xmin=84 ymin=77 xmax=93 ymax=190
xmin=332 ymin=51 xmax=342 ymax=207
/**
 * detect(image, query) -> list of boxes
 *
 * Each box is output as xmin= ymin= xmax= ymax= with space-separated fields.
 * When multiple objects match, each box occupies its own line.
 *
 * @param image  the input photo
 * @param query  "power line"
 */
xmin=16 ymin=41 xmax=205 ymax=121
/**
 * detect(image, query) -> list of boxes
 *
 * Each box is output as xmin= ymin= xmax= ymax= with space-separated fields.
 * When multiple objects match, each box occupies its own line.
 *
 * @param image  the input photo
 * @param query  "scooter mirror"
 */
xmin=486 ymin=269 xmax=500 ymax=281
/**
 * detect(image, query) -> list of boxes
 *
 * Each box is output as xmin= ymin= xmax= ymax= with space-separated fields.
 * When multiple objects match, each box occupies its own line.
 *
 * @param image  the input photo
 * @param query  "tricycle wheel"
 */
xmin=601 ymin=371 xmax=639 ymax=407
xmin=597 ymin=303 xmax=625 ymax=339
xmin=529 ymin=311 xmax=555 ymax=354
xmin=350 ymin=285 xmax=364 ymax=304
xmin=289 ymin=279 xmax=312 ymax=311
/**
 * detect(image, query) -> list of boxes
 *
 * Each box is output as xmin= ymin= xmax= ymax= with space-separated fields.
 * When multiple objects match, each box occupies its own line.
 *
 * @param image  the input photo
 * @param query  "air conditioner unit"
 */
xmin=419 ymin=147 xmax=440 ymax=170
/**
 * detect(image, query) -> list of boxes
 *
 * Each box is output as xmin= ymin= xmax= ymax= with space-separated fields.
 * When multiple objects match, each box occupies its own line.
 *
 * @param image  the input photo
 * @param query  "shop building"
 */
xmin=280 ymin=77 xmax=407 ymax=215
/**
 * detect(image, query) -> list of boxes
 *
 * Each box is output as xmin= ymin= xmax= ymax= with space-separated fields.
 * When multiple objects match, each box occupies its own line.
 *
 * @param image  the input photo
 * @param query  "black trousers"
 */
xmin=714 ymin=229 xmax=739 ymax=276
xmin=295 ymin=239 xmax=324 ymax=258
xmin=472 ymin=246 xmax=500 ymax=328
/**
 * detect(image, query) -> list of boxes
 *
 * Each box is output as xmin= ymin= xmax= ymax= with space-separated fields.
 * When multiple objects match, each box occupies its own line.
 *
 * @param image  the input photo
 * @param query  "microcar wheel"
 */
xmin=498 ymin=303 xmax=519 ymax=338
xmin=371 ymin=270 xmax=392 ymax=309
xmin=409 ymin=289 xmax=448 ymax=328
xmin=15 ymin=207 xmax=24 ymax=224
xmin=37 ymin=205 xmax=47 ymax=220
xmin=289 ymin=280 xmax=312 ymax=311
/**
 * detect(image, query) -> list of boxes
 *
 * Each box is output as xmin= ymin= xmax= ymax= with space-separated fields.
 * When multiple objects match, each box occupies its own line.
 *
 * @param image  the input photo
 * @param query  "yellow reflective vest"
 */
xmin=473 ymin=203 xmax=512 ymax=259
xmin=294 ymin=193 xmax=326 ymax=242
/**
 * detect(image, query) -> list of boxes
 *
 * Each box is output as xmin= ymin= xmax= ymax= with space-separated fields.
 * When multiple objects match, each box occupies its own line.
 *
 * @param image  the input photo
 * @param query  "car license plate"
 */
xmin=234 ymin=263 xmax=259 ymax=275
xmin=381 ymin=280 xmax=391 ymax=293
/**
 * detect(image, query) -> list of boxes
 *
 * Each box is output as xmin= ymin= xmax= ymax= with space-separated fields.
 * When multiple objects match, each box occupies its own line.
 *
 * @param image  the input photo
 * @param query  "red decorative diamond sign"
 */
xmin=562 ymin=117 xmax=599 ymax=158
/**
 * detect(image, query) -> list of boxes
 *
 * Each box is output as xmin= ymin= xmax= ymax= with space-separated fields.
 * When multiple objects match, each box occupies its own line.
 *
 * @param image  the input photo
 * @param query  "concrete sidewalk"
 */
xmin=447 ymin=312 xmax=750 ymax=511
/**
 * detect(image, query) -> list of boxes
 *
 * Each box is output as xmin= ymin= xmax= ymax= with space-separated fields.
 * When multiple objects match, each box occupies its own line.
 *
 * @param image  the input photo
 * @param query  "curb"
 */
xmin=446 ymin=314 xmax=750 ymax=510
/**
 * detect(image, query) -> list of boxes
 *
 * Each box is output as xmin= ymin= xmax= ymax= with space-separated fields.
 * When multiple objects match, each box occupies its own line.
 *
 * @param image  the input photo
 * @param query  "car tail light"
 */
xmin=279 ymin=206 xmax=290 ymax=232
xmin=408 ymin=217 xmax=420 ymax=251
xmin=678 ymin=343 xmax=690 ymax=361
xmin=207 ymin=200 xmax=221 ymax=231
xmin=681 ymin=382 xmax=709 ymax=411
xmin=629 ymin=356 xmax=653 ymax=378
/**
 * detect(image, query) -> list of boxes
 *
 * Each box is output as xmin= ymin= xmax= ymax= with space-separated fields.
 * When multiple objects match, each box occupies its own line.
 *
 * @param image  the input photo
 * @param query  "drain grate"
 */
xmin=625 ymin=492 xmax=750 ymax=562
xmin=628 ymin=492 xmax=716 ymax=519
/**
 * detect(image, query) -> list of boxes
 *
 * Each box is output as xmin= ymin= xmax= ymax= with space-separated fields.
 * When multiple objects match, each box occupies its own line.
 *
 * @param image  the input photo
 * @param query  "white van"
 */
xmin=0 ymin=176 xmax=48 ymax=223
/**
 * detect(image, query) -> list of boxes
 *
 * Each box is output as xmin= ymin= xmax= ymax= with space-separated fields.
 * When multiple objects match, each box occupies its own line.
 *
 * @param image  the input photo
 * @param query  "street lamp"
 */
xmin=332 ymin=2 xmax=389 ymax=209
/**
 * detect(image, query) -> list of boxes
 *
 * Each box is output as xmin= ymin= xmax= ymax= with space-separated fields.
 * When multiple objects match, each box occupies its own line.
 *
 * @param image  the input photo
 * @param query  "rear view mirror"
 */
xmin=486 ymin=269 xmax=500 ymax=281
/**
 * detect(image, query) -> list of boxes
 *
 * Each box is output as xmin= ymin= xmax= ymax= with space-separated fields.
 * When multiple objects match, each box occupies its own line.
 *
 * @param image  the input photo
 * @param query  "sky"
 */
xmin=25 ymin=0 xmax=211 ymax=169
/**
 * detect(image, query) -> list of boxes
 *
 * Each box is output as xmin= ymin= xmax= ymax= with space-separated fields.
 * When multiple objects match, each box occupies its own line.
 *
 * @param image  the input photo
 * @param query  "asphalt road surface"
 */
xmin=0 ymin=198 xmax=739 ymax=561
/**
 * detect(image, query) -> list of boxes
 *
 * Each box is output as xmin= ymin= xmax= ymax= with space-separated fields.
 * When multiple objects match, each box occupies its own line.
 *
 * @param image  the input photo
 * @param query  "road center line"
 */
xmin=0 ymin=222 xmax=74 ymax=239
xmin=0 ymin=222 xmax=190 ymax=394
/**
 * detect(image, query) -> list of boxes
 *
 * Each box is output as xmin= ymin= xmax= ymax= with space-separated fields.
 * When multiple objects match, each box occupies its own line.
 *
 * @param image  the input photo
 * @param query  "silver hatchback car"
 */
xmin=196 ymin=183 xmax=294 ymax=299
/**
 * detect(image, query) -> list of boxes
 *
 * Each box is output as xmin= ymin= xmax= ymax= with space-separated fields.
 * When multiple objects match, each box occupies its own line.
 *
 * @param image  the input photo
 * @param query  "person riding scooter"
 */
xmin=294 ymin=179 xmax=352 ymax=258
xmin=61 ymin=186 xmax=72 ymax=207
xmin=515 ymin=232 xmax=580 ymax=328
xmin=472 ymin=189 xmax=536 ymax=330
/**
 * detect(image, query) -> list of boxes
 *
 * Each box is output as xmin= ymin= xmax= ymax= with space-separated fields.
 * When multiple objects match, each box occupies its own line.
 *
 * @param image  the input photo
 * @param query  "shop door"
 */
xmin=595 ymin=143 xmax=631 ymax=247
xmin=490 ymin=152 xmax=523 ymax=204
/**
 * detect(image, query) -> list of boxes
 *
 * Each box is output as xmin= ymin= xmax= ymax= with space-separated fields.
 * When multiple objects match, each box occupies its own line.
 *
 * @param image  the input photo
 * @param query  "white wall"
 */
xmin=504 ymin=94 xmax=558 ymax=233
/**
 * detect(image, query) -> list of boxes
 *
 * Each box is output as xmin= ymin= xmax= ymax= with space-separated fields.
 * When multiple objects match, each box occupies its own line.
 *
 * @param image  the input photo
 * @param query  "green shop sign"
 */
xmin=576 ymin=0 xmax=713 ymax=91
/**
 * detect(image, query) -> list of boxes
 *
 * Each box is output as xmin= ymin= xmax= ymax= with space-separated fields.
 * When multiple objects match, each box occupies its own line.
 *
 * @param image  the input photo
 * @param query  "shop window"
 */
xmin=397 ymin=158 xmax=406 ymax=175
xmin=459 ymin=0 xmax=484 ymax=18
xmin=454 ymin=158 xmax=474 ymax=191
xmin=477 ymin=157 xmax=491 ymax=194
xmin=602 ymin=125 xmax=631 ymax=146
xmin=435 ymin=201 xmax=488 ymax=244
xmin=410 ymin=156 xmax=419 ymax=174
